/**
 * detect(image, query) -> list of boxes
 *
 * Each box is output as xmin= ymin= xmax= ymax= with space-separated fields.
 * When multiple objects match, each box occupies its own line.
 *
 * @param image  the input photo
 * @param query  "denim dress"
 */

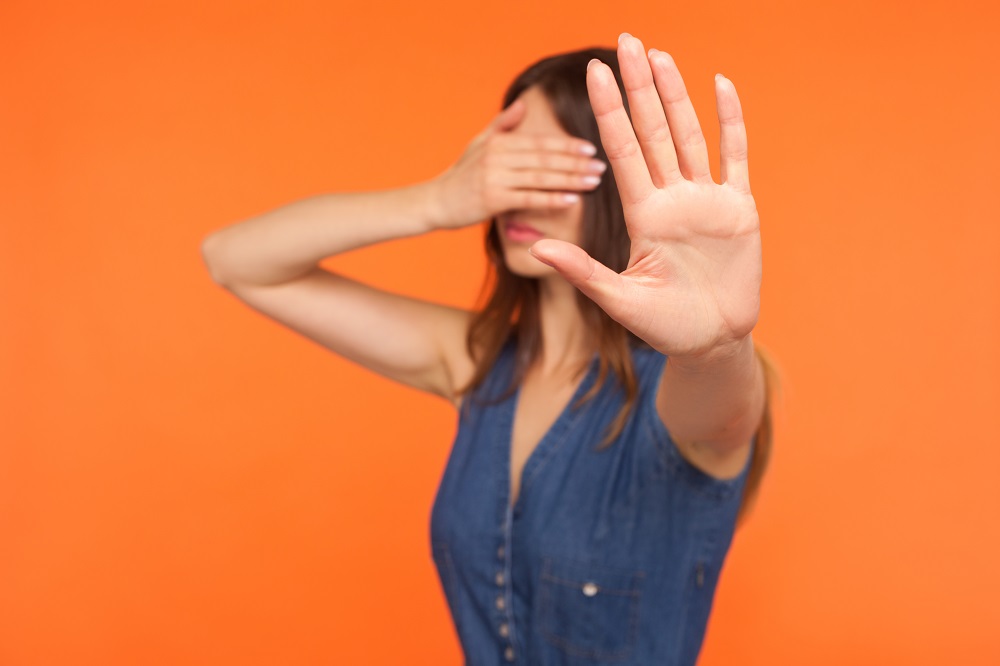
xmin=430 ymin=339 xmax=754 ymax=666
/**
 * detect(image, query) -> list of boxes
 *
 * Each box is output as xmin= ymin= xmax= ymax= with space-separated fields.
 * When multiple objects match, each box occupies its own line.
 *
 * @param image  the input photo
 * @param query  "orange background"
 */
xmin=2 ymin=0 xmax=999 ymax=664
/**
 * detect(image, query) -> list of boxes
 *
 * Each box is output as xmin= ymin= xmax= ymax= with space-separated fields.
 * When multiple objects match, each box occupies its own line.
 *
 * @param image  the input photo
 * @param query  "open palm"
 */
xmin=530 ymin=33 xmax=762 ymax=359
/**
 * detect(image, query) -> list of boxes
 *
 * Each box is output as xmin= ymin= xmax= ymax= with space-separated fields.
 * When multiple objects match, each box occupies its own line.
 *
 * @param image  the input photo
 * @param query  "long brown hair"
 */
xmin=459 ymin=47 xmax=774 ymax=528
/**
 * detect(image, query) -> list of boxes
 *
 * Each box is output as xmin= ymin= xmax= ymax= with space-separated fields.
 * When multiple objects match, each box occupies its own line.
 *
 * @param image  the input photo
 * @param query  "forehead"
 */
xmin=511 ymin=86 xmax=571 ymax=137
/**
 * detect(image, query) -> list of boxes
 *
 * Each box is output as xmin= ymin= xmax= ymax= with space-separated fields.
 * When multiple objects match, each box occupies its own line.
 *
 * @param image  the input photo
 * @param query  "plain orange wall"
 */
xmin=2 ymin=0 xmax=998 ymax=664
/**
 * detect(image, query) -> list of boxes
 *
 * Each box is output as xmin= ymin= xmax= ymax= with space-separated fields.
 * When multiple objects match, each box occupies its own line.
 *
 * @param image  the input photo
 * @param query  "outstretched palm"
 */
xmin=531 ymin=33 xmax=761 ymax=360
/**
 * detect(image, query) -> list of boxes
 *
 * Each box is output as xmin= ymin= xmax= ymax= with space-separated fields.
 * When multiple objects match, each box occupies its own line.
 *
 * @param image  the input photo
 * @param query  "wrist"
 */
xmin=418 ymin=175 xmax=459 ymax=231
xmin=666 ymin=334 xmax=754 ymax=375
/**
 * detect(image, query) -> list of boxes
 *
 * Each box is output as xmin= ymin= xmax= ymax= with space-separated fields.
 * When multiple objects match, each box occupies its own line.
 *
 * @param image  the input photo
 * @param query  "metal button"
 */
xmin=499 ymin=622 xmax=509 ymax=638
xmin=504 ymin=646 xmax=515 ymax=661
xmin=495 ymin=595 xmax=505 ymax=611
xmin=582 ymin=582 xmax=599 ymax=597
xmin=495 ymin=571 xmax=505 ymax=586
xmin=497 ymin=545 xmax=505 ymax=559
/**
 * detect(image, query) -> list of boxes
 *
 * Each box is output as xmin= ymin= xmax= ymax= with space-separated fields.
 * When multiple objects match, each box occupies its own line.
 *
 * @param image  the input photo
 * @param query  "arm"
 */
xmin=528 ymin=33 xmax=766 ymax=475
xmin=201 ymin=182 xmax=476 ymax=402
xmin=657 ymin=336 xmax=765 ymax=476
xmin=201 ymin=99 xmax=603 ymax=404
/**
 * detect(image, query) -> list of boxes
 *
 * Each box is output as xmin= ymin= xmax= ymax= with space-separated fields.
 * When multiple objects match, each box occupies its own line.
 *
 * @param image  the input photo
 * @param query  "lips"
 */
xmin=502 ymin=220 xmax=544 ymax=243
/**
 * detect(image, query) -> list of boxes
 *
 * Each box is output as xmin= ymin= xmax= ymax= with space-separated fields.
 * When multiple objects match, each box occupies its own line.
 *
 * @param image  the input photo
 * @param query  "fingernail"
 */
xmin=618 ymin=32 xmax=632 ymax=44
xmin=587 ymin=160 xmax=607 ymax=173
xmin=582 ymin=175 xmax=601 ymax=186
xmin=579 ymin=142 xmax=598 ymax=156
xmin=650 ymin=49 xmax=669 ymax=66
xmin=587 ymin=58 xmax=601 ymax=72
xmin=563 ymin=193 xmax=581 ymax=204
xmin=715 ymin=73 xmax=726 ymax=83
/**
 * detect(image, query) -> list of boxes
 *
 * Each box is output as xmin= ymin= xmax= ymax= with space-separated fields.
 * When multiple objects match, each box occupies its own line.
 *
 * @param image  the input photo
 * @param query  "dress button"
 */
xmin=495 ymin=571 xmax=505 ymax=586
xmin=497 ymin=545 xmax=505 ymax=559
xmin=495 ymin=595 xmax=505 ymax=611
xmin=504 ymin=646 xmax=515 ymax=661
xmin=499 ymin=622 xmax=509 ymax=638
xmin=582 ymin=582 xmax=599 ymax=597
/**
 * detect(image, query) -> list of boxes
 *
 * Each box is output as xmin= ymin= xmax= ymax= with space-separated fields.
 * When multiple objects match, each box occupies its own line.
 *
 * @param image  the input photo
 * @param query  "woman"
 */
xmin=202 ymin=32 xmax=774 ymax=666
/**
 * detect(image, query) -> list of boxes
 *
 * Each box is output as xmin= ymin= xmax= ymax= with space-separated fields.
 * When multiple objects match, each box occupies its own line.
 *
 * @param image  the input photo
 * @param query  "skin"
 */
xmin=200 ymin=33 xmax=764 ymax=484
xmin=530 ymin=34 xmax=765 ymax=478
xmin=493 ymin=86 xmax=591 ymax=281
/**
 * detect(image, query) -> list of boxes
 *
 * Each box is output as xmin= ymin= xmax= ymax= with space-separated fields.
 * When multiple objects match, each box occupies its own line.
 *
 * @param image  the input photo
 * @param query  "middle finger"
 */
xmin=617 ymin=33 xmax=682 ymax=187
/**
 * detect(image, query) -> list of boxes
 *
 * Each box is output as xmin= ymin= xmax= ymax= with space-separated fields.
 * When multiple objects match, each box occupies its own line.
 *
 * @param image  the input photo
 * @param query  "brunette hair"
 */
xmin=459 ymin=47 xmax=775 ymax=528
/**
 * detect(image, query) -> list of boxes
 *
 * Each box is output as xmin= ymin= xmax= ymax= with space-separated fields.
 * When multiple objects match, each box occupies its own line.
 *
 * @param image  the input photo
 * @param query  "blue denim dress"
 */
xmin=430 ymin=339 xmax=754 ymax=665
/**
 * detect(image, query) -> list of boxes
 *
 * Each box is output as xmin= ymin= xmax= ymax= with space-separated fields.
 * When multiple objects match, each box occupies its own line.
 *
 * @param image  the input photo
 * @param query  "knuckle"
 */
xmin=725 ymin=145 xmax=749 ymax=161
xmin=678 ymin=127 xmax=706 ymax=149
xmin=645 ymin=123 xmax=672 ymax=145
xmin=604 ymin=140 xmax=641 ymax=162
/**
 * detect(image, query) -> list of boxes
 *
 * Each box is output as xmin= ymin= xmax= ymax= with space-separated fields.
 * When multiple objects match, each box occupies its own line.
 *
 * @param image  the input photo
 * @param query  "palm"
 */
xmin=531 ymin=35 xmax=762 ymax=359
xmin=617 ymin=181 xmax=761 ymax=356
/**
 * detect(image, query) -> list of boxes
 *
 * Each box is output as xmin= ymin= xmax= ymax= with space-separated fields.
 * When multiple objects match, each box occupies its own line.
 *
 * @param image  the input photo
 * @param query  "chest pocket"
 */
xmin=537 ymin=556 xmax=645 ymax=661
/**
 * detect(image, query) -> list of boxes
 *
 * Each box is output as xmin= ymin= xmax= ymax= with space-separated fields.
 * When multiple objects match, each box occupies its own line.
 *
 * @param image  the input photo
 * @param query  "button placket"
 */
xmin=497 ymin=504 xmax=518 ymax=661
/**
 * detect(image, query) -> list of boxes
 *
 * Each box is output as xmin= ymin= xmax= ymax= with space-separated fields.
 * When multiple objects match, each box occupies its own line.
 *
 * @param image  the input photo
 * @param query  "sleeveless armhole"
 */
xmin=639 ymin=351 xmax=754 ymax=502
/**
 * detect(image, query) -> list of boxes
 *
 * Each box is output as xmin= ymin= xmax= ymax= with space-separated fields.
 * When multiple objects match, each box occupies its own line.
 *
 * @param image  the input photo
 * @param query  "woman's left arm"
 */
xmin=529 ymin=33 xmax=766 ymax=467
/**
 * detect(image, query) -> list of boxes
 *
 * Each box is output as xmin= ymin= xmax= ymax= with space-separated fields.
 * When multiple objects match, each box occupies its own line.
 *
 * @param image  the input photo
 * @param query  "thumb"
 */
xmin=490 ymin=98 xmax=526 ymax=133
xmin=528 ymin=239 xmax=628 ymax=318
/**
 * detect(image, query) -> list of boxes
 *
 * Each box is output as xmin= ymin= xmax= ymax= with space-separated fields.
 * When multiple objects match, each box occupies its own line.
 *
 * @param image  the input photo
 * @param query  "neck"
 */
xmin=532 ymin=274 xmax=596 ymax=377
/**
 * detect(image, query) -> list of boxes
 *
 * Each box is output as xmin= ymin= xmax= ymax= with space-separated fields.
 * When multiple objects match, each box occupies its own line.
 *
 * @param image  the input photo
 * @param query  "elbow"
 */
xmin=199 ymin=233 xmax=230 ymax=286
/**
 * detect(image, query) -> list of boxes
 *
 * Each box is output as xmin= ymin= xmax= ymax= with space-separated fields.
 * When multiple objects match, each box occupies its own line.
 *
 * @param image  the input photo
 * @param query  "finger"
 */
xmin=503 ymin=190 xmax=582 ymax=211
xmin=501 ymin=169 xmax=602 ymax=192
xmin=495 ymin=151 xmax=607 ymax=176
xmin=587 ymin=57 xmax=655 ymax=205
xmin=500 ymin=133 xmax=598 ymax=157
xmin=491 ymin=99 xmax=526 ymax=133
xmin=648 ymin=50 xmax=712 ymax=183
xmin=527 ymin=239 xmax=630 ymax=320
xmin=715 ymin=74 xmax=751 ymax=194
xmin=617 ymin=33 xmax=681 ymax=187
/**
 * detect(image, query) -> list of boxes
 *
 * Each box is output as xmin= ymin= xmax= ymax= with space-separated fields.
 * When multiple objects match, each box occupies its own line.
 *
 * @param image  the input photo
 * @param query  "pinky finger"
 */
xmin=716 ymin=74 xmax=750 ymax=194
xmin=508 ymin=190 xmax=582 ymax=210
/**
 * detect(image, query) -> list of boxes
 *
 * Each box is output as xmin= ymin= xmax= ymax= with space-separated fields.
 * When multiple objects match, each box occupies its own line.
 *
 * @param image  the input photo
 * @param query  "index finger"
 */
xmin=586 ymin=59 xmax=655 ymax=205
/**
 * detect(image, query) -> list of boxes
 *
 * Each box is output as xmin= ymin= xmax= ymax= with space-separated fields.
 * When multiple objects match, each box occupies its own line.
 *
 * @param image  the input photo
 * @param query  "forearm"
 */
xmin=201 ymin=180 xmax=448 ymax=287
xmin=656 ymin=335 xmax=765 ymax=448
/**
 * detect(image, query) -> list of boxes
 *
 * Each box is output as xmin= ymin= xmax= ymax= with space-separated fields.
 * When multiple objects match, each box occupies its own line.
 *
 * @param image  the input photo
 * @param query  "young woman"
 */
xmin=202 ymin=32 xmax=774 ymax=666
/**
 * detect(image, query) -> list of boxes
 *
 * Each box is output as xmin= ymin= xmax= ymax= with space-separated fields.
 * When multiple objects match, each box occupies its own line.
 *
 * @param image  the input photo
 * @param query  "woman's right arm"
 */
xmin=200 ymin=99 xmax=603 ymax=405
